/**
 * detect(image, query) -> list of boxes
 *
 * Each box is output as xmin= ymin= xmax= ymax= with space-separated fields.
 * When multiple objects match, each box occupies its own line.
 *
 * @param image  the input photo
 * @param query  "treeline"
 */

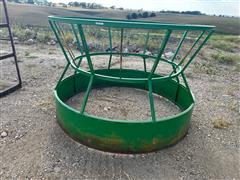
xmin=126 ymin=10 xmax=206 ymax=20
xmin=159 ymin=10 xmax=204 ymax=15
xmin=8 ymin=0 xmax=51 ymax=6
xmin=127 ymin=12 xmax=156 ymax=19
xmin=68 ymin=2 xmax=104 ymax=9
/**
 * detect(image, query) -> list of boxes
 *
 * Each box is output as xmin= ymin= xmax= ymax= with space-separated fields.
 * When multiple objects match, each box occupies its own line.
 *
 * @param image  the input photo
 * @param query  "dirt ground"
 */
xmin=0 ymin=43 xmax=239 ymax=179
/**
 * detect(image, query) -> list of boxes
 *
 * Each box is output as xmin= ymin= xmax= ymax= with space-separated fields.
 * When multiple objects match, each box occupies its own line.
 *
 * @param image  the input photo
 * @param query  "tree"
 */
xmin=131 ymin=13 xmax=138 ymax=19
xmin=137 ymin=13 xmax=143 ymax=18
xmin=150 ymin=12 xmax=156 ymax=17
xmin=79 ymin=2 xmax=86 ymax=8
xmin=110 ymin=6 xmax=115 ymax=9
xmin=73 ymin=2 xmax=80 ymax=7
xmin=27 ymin=0 xmax=34 ymax=4
xmin=142 ymin=11 xmax=149 ymax=18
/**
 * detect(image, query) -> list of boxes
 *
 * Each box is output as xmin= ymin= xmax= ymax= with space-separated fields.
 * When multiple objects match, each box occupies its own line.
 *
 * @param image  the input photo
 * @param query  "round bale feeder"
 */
xmin=49 ymin=16 xmax=214 ymax=153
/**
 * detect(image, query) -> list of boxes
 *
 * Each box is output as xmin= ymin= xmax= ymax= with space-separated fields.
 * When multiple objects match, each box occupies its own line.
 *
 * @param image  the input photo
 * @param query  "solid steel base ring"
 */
xmin=54 ymin=69 xmax=194 ymax=153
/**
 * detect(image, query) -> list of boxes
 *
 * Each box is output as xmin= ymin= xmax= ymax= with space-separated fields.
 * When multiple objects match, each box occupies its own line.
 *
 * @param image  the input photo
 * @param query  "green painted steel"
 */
xmin=55 ymin=69 xmax=194 ymax=153
xmin=49 ymin=16 xmax=214 ymax=153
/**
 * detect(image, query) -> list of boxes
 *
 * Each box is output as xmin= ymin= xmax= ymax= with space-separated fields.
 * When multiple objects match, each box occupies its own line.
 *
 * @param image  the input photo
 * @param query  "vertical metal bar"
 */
xmin=181 ymin=31 xmax=213 ymax=72
xmin=174 ymin=85 xmax=180 ymax=102
xmin=107 ymin=27 xmax=113 ymax=69
xmin=148 ymin=29 xmax=172 ymax=79
xmin=77 ymin=24 xmax=94 ymax=74
xmin=143 ymin=31 xmax=150 ymax=73
xmin=181 ymin=72 xmax=190 ymax=91
xmin=148 ymin=80 xmax=156 ymax=122
xmin=119 ymin=28 xmax=124 ymax=78
xmin=174 ymin=72 xmax=190 ymax=102
xmin=80 ymin=75 xmax=94 ymax=114
xmin=3 ymin=0 xmax=22 ymax=86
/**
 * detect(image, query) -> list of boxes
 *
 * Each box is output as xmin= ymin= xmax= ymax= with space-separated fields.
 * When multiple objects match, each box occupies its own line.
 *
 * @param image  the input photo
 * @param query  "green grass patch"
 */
xmin=211 ymin=52 xmax=239 ymax=65
xmin=210 ymin=40 xmax=239 ymax=52
xmin=192 ymin=62 xmax=217 ymax=75
xmin=211 ymin=35 xmax=240 ymax=44
xmin=24 ymin=51 xmax=38 ymax=59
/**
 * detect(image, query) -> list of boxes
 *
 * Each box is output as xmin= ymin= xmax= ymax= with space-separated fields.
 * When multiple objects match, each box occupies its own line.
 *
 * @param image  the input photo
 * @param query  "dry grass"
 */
xmin=211 ymin=52 xmax=239 ymax=65
xmin=212 ymin=118 xmax=231 ymax=129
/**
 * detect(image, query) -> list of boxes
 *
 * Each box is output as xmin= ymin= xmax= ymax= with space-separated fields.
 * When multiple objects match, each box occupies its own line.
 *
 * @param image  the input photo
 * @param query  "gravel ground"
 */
xmin=0 ymin=43 xmax=239 ymax=179
xmin=67 ymin=87 xmax=180 ymax=121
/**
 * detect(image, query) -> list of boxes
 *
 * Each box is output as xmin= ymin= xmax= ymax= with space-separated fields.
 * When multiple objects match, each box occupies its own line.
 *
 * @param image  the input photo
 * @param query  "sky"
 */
xmin=50 ymin=0 xmax=240 ymax=17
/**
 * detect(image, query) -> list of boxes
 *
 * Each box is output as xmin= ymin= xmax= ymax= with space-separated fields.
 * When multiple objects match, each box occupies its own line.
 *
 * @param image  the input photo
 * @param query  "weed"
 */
xmin=210 ymin=40 xmax=238 ymax=52
xmin=211 ymin=35 xmax=240 ymax=44
xmin=48 ymin=50 xmax=55 ymax=55
xmin=211 ymin=52 xmax=239 ymax=65
xmin=27 ymin=55 xmax=38 ymax=59
xmin=192 ymin=62 xmax=217 ymax=75
xmin=212 ymin=118 xmax=231 ymax=129
xmin=25 ymin=51 xmax=30 ymax=57
xmin=24 ymin=51 xmax=38 ymax=59
xmin=37 ymin=31 xmax=52 ymax=43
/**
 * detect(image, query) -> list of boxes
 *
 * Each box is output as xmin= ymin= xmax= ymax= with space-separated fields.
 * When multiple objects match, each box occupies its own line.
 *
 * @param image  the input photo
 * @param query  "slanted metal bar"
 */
xmin=73 ymin=56 xmax=83 ymax=92
xmin=77 ymin=25 xmax=94 ymax=74
xmin=55 ymin=62 xmax=70 ymax=89
xmin=71 ymin=24 xmax=83 ymax=54
xmin=56 ymin=23 xmax=75 ymax=60
xmin=181 ymin=31 xmax=213 ymax=72
xmin=171 ymin=30 xmax=188 ymax=62
xmin=178 ymin=31 xmax=205 ymax=67
xmin=170 ymin=30 xmax=188 ymax=82
xmin=71 ymin=24 xmax=84 ymax=76
xmin=49 ymin=21 xmax=71 ymax=64
xmin=119 ymin=28 xmax=124 ymax=78
xmin=143 ymin=31 xmax=150 ymax=73
xmin=107 ymin=27 xmax=113 ymax=69
xmin=74 ymin=57 xmax=83 ymax=73
xmin=80 ymin=75 xmax=94 ymax=114
xmin=148 ymin=29 xmax=172 ymax=79
xmin=148 ymin=80 xmax=156 ymax=122
xmin=168 ymin=30 xmax=205 ymax=78
xmin=50 ymin=21 xmax=79 ymax=90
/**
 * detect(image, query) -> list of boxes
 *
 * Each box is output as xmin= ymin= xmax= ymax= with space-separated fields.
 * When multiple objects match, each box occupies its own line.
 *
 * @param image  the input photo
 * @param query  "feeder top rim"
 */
xmin=48 ymin=16 xmax=215 ymax=31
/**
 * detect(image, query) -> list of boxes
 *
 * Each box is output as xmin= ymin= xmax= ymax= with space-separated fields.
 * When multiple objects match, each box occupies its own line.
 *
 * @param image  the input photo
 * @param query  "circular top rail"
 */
xmin=49 ymin=16 xmax=215 ymax=31
xmin=48 ymin=16 xmax=215 ymax=84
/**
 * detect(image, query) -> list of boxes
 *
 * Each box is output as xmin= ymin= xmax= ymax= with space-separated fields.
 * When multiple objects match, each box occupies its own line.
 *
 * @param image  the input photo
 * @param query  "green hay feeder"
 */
xmin=49 ymin=16 xmax=214 ymax=153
